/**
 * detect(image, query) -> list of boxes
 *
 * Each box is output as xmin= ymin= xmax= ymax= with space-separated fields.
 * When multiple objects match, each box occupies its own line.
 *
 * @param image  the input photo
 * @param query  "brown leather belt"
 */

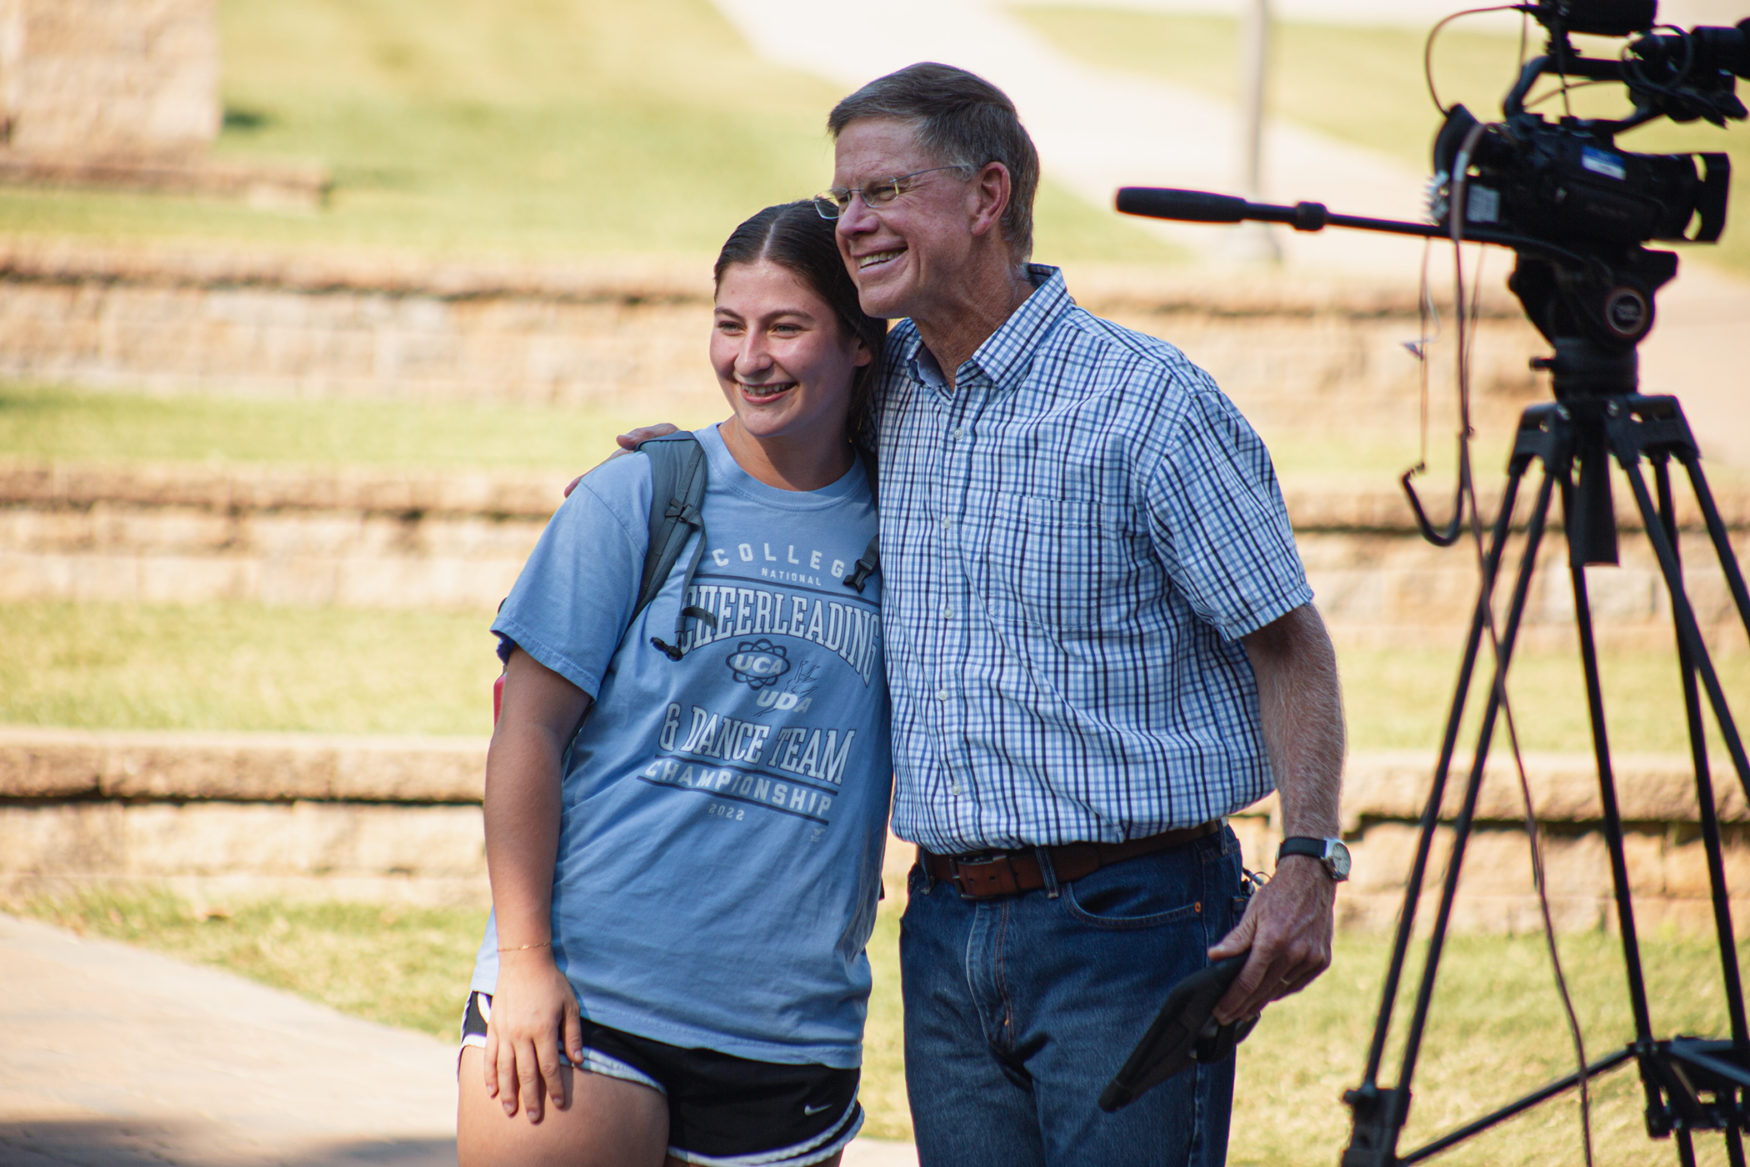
xmin=921 ymin=821 xmax=1222 ymax=900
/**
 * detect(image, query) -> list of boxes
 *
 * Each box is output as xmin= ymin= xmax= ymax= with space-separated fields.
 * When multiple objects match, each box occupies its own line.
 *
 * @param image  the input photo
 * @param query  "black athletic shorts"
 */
xmin=460 ymin=992 xmax=862 ymax=1166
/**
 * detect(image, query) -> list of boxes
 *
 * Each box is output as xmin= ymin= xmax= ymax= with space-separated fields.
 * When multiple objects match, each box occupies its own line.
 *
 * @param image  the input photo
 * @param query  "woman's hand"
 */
xmin=482 ymin=951 xmax=585 ymax=1124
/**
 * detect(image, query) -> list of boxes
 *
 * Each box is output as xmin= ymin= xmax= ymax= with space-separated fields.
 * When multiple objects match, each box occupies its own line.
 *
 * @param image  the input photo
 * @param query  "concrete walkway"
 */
xmin=0 ymin=912 xmax=918 ymax=1167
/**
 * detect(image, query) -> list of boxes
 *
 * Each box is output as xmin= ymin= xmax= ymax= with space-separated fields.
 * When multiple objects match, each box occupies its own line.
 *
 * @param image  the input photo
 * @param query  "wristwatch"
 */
xmin=1277 ymin=836 xmax=1352 ymax=882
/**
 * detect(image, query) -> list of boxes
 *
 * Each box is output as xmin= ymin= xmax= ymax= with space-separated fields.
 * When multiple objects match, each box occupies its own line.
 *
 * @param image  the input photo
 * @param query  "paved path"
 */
xmin=0 ymin=913 xmax=918 ymax=1167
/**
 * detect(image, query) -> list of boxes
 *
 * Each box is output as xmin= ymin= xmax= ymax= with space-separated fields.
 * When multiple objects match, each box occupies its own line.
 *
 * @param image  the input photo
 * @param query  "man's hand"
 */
xmin=1207 ymin=858 xmax=1335 ymax=1023
xmin=564 ymin=422 xmax=681 ymax=497
xmin=616 ymin=423 xmax=678 ymax=451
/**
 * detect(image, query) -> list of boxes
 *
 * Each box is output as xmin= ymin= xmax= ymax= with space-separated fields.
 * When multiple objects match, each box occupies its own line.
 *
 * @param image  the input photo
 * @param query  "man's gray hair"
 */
xmin=827 ymin=62 xmax=1040 ymax=263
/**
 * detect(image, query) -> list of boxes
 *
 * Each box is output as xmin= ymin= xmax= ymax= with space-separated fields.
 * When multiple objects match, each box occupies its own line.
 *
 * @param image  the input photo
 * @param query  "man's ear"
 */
xmin=968 ymin=161 xmax=1011 ymax=240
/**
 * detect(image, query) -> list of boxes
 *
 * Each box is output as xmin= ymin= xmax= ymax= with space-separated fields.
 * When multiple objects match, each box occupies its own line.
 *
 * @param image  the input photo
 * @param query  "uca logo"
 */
xmin=727 ymin=639 xmax=791 ymax=690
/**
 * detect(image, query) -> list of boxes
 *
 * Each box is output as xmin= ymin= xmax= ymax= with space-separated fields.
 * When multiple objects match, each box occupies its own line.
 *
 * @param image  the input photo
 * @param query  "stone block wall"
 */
xmin=0 ymin=0 xmax=219 ymax=157
xmin=0 ymin=242 xmax=1543 ymax=432
xmin=3 ymin=729 xmax=1744 ymax=935
xmin=0 ymin=243 xmax=718 ymax=405
xmin=0 ymin=728 xmax=489 ymax=905
xmin=3 ymin=462 xmax=1745 ymax=653
xmin=0 ymin=463 xmax=557 ymax=611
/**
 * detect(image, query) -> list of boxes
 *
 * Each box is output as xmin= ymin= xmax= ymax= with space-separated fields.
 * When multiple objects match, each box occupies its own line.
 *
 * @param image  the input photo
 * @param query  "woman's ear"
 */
xmin=852 ymin=337 xmax=875 ymax=368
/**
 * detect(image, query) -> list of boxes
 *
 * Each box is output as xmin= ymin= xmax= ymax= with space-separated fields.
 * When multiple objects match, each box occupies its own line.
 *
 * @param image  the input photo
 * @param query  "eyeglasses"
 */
xmin=812 ymin=165 xmax=971 ymax=220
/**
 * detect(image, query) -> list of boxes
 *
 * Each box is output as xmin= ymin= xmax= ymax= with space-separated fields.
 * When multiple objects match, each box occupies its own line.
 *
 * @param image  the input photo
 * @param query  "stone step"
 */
xmin=1 ymin=728 xmax=1743 ymax=933
xmin=0 ymin=238 xmax=1544 ymax=434
xmin=4 ymin=459 xmax=1745 ymax=648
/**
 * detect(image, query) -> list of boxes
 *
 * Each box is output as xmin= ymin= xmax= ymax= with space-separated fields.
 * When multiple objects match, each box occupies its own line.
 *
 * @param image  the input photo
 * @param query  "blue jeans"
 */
xmin=900 ymin=827 xmax=1246 ymax=1167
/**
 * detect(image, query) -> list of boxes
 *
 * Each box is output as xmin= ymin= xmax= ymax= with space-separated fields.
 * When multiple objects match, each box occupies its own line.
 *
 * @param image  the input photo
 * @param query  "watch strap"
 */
xmin=1277 ymin=835 xmax=1350 ymax=881
xmin=1277 ymin=836 xmax=1331 ymax=861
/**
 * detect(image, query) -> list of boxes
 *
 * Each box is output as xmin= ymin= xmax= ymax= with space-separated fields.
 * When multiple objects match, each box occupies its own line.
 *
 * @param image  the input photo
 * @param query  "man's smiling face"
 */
xmin=831 ymin=118 xmax=979 ymax=328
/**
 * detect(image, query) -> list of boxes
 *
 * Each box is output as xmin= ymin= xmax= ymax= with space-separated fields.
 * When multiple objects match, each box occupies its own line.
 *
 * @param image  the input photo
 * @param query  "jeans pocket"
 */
xmin=1062 ymin=858 xmax=1204 ymax=931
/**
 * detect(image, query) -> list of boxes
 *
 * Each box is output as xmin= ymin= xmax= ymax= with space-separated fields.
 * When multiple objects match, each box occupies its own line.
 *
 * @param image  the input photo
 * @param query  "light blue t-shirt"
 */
xmin=471 ymin=424 xmax=891 ymax=1068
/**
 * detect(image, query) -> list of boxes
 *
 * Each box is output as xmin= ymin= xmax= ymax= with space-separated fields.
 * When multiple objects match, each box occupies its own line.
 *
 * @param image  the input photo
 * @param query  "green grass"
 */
xmin=0 ymin=382 xmax=1413 ymax=480
xmin=0 ymin=0 xmax=1178 ymax=267
xmin=1242 ymin=926 xmax=1750 ymax=1167
xmin=0 ymin=382 xmax=688 ymax=470
xmin=10 ymin=883 xmax=1747 ymax=1160
xmin=1338 ymin=642 xmax=1750 ymax=758
xmin=1014 ymin=6 xmax=1750 ymax=279
xmin=0 ymin=601 xmax=500 ymax=736
xmin=4 ymin=598 xmax=1741 ymax=755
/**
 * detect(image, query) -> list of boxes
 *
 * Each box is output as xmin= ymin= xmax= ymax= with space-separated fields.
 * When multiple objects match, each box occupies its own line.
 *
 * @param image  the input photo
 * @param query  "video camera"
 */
xmin=1426 ymin=1 xmax=1750 ymax=367
xmin=1119 ymin=1 xmax=1750 ymax=384
xmin=1430 ymin=1 xmax=1748 ymax=251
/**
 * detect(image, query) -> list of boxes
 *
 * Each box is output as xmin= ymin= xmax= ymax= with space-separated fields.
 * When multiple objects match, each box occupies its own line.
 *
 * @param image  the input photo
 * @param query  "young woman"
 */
xmin=457 ymin=202 xmax=890 ymax=1167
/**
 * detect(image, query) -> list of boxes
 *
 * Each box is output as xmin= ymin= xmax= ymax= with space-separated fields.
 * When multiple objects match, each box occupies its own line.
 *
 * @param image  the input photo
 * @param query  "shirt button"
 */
xmin=941 ymin=517 xmax=954 ymax=529
xmin=941 ymin=606 xmax=954 ymax=619
xmin=936 ymin=688 xmax=951 ymax=701
xmin=948 ymin=783 xmax=963 ymax=796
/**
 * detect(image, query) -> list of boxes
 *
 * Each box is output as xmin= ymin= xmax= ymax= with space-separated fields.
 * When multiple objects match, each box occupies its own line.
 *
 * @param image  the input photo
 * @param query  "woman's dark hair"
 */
xmin=714 ymin=201 xmax=887 ymax=447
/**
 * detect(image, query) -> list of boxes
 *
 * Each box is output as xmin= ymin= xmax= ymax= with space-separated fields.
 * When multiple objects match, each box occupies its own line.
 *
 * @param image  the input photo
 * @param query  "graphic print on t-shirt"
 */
xmin=636 ymin=559 xmax=880 ymax=828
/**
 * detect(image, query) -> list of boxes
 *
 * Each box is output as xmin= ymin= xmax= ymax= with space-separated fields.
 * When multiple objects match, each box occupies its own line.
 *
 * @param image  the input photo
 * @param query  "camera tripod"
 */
xmin=1338 ymin=320 xmax=1750 ymax=1164
xmin=1114 ymin=176 xmax=1750 ymax=1163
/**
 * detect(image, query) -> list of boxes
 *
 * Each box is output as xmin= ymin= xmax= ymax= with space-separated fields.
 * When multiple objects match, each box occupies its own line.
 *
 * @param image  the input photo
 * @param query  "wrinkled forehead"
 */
xmin=830 ymin=116 xmax=939 ymax=183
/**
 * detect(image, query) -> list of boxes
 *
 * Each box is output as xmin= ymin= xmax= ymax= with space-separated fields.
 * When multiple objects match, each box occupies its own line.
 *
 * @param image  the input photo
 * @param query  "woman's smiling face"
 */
xmin=711 ymin=259 xmax=872 ymax=453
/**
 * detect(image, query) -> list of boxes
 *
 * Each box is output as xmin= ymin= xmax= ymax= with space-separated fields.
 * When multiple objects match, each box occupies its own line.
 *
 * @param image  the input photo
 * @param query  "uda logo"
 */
xmin=728 ymin=639 xmax=790 ymax=690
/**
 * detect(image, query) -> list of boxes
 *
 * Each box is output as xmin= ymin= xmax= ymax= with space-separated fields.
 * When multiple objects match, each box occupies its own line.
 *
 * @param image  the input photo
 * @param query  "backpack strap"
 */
xmin=635 ymin=432 xmax=717 ymax=660
xmin=843 ymin=448 xmax=881 ymax=595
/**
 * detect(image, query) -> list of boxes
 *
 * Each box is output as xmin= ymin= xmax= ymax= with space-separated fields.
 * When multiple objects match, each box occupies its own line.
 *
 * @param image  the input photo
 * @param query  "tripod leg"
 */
xmin=1344 ymin=414 xmax=1557 ymax=1167
xmin=1614 ymin=451 xmax=1750 ymax=807
xmin=1655 ymin=460 xmax=1750 ymax=1051
xmin=1392 ymin=463 xmax=1561 ymax=1103
xmin=1680 ymin=455 xmax=1750 ymax=646
xmin=1354 ymin=459 xmax=1532 ymax=1088
xmin=1608 ymin=408 xmax=1750 ymax=1156
xmin=1562 ymin=469 xmax=1663 ymax=1140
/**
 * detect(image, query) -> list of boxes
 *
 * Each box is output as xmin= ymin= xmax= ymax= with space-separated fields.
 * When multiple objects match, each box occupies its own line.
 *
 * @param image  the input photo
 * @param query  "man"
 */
xmin=813 ymin=63 xmax=1346 ymax=1166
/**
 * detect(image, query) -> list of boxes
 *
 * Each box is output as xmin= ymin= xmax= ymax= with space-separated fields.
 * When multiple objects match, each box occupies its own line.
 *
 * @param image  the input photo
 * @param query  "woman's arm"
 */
xmin=480 ymin=647 xmax=592 ymax=1124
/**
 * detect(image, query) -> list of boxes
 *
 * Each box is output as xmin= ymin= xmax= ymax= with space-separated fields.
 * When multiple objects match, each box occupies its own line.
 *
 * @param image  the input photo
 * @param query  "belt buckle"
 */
xmin=952 ymin=854 xmax=1017 ymax=899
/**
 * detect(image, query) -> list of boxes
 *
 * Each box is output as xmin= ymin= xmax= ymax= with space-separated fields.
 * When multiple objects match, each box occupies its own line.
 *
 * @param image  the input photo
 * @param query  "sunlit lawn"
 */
xmin=0 ymin=601 xmax=500 ymax=737
xmin=0 ymin=0 xmax=1178 ymax=267
xmin=9 ymin=883 xmax=1746 ymax=1162
xmin=4 ymin=596 xmax=1741 ymax=757
xmin=0 ymin=381 xmax=681 ymax=471
xmin=0 ymin=380 xmax=1431 ymax=481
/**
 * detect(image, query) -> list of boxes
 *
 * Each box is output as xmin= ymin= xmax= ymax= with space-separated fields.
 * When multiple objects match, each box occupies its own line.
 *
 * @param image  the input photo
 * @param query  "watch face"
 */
xmin=1327 ymin=840 xmax=1352 ymax=880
